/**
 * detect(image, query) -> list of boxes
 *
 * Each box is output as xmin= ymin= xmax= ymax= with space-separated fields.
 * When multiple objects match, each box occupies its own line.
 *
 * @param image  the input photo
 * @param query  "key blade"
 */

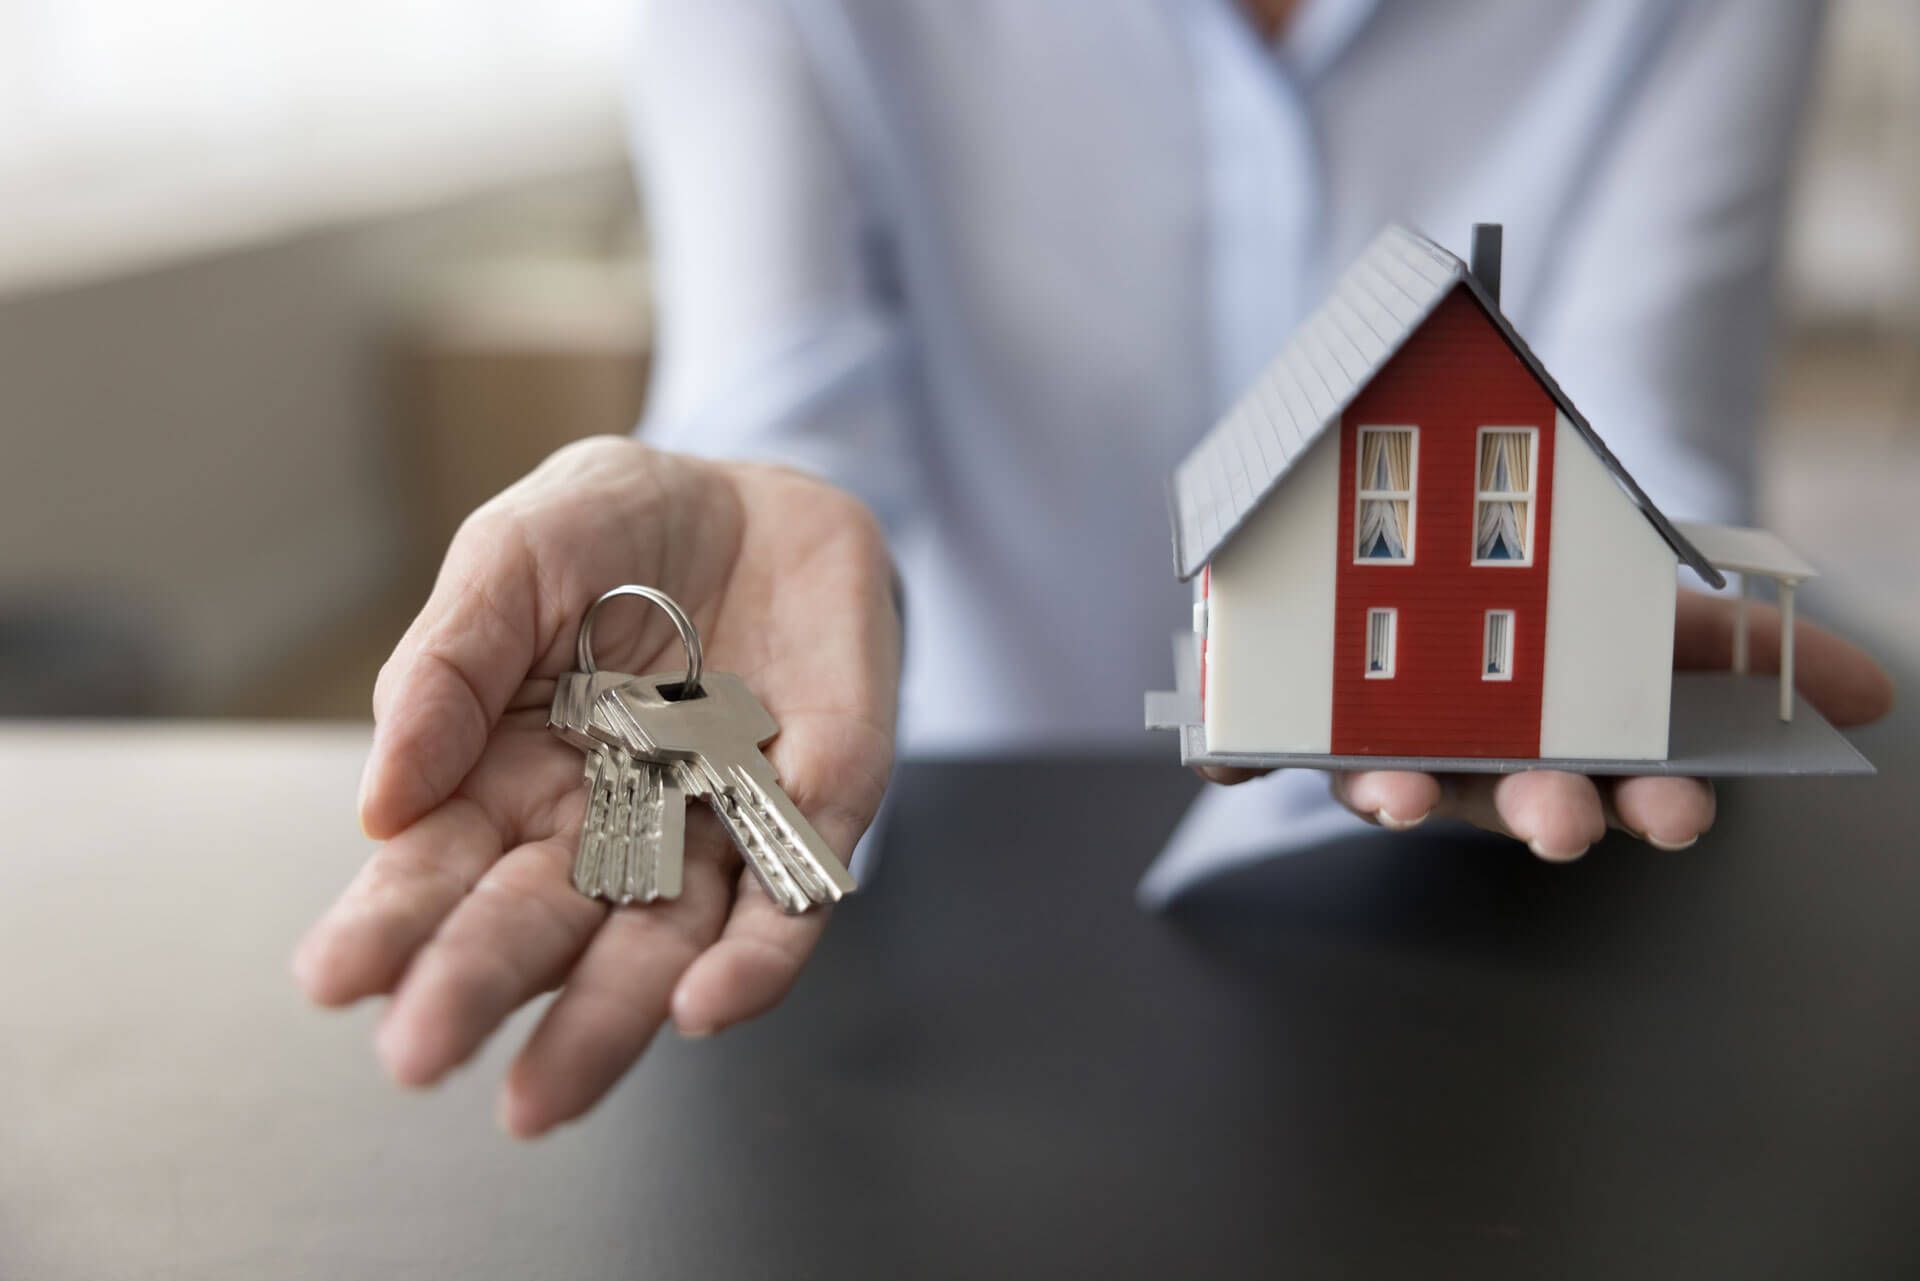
xmin=624 ymin=764 xmax=685 ymax=902
xmin=709 ymin=794 xmax=812 ymax=915
xmin=571 ymin=748 xmax=613 ymax=896
xmin=724 ymin=762 xmax=856 ymax=911
xmin=601 ymin=754 xmax=636 ymax=901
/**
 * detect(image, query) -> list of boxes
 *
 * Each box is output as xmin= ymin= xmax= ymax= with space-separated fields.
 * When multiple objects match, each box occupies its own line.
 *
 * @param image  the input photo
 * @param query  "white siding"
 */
xmin=1538 ymin=410 xmax=1676 ymax=759
xmin=1203 ymin=433 xmax=1338 ymax=752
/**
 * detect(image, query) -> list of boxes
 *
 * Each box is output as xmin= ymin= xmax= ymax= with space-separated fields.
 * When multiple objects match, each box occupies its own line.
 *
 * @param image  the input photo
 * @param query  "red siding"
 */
xmin=1330 ymin=287 xmax=1556 ymax=757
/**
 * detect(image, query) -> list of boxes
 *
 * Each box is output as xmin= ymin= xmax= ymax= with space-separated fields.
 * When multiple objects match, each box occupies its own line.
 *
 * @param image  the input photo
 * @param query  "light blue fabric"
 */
xmin=627 ymin=0 xmax=1824 ymax=900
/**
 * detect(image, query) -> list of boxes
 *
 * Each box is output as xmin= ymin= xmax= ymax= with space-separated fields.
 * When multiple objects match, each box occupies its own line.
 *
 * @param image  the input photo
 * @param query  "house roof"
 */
xmin=1167 ymin=225 xmax=1724 ymax=588
xmin=1671 ymin=520 xmax=1817 ymax=585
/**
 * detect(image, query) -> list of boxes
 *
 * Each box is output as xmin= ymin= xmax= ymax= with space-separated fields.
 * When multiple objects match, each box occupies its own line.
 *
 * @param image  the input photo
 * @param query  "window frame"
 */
xmin=1483 ymin=609 xmax=1516 ymax=681
xmin=1364 ymin=607 xmax=1398 ymax=680
xmin=1353 ymin=425 xmax=1419 ymax=565
xmin=1470 ymin=426 xmax=1540 ymax=568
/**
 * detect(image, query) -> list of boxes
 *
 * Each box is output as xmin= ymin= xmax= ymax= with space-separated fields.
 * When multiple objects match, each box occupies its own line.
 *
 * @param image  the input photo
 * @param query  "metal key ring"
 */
xmin=576 ymin=584 xmax=703 ymax=695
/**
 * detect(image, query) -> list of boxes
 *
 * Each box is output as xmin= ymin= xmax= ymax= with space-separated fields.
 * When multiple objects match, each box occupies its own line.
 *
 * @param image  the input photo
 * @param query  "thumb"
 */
xmin=361 ymin=513 xmax=543 ymax=838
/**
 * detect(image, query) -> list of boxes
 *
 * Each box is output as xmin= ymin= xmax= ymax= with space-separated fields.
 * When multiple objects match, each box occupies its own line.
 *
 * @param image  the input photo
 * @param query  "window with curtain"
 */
xmin=1365 ymin=608 xmax=1397 ymax=678
xmin=1483 ymin=610 xmax=1514 ymax=680
xmin=1355 ymin=427 xmax=1416 ymax=562
xmin=1474 ymin=429 xmax=1535 ymax=563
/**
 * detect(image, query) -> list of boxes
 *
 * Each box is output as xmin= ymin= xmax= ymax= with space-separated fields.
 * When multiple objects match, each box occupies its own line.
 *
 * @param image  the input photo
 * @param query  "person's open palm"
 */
xmin=294 ymin=438 xmax=899 ymax=1137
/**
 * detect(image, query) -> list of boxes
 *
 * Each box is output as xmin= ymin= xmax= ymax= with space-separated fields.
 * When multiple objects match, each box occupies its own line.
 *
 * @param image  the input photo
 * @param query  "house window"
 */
xmin=1355 ymin=427 xmax=1416 ymax=563
xmin=1484 ymin=610 xmax=1514 ymax=680
xmin=1365 ymin=608 xmax=1397 ymax=678
xmin=1473 ymin=428 xmax=1537 ymax=564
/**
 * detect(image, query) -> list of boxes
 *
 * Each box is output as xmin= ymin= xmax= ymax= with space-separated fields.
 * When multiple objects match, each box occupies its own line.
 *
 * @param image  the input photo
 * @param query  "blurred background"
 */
xmin=0 ymin=0 xmax=1914 ymax=720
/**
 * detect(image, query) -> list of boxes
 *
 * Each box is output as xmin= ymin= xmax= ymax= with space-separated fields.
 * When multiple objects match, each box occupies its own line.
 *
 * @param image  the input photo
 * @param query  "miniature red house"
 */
xmin=1166 ymin=224 xmax=1726 ymax=763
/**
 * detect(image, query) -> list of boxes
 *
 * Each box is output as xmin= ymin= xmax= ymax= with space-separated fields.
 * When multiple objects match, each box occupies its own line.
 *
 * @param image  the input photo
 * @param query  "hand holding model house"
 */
xmin=1149 ymin=225 xmax=1894 ymax=858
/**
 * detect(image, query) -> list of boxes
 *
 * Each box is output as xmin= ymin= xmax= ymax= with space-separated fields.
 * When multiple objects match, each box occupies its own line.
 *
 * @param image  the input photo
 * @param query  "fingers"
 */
xmin=671 ymin=876 xmax=832 ymax=1037
xmin=1437 ymin=770 xmax=1607 ymax=862
xmin=374 ymin=832 xmax=607 ymax=1088
xmin=669 ymin=729 xmax=877 ymax=1038
xmin=1196 ymin=765 xmax=1264 ymax=785
xmin=293 ymin=797 xmax=505 ymax=1007
xmin=361 ymin=521 xmax=542 ymax=839
xmin=497 ymin=754 xmax=868 ymax=1138
xmin=1674 ymin=590 xmax=1894 ymax=727
xmin=499 ymin=821 xmax=737 ymax=1139
xmin=1331 ymin=770 xmax=1443 ymax=830
xmin=1336 ymin=767 xmax=1712 ymax=861
xmin=1606 ymin=775 xmax=1715 ymax=851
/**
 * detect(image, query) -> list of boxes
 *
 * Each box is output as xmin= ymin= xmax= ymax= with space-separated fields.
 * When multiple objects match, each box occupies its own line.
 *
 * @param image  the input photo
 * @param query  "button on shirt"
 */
xmin=628 ymin=0 xmax=1822 ymax=895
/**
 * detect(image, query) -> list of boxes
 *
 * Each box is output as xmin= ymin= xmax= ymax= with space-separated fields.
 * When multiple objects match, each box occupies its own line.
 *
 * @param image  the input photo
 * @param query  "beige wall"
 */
xmin=0 ymin=168 xmax=635 ymax=712
xmin=1537 ymin=411 xmax=1678 ymax=760
xmin=1202 ymin=433 xmax=1340 ymax=754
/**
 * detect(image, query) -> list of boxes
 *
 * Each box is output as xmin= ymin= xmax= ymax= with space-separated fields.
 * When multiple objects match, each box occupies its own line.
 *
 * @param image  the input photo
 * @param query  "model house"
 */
xmin=1166 ymin=224 xmax=1727 ymax=762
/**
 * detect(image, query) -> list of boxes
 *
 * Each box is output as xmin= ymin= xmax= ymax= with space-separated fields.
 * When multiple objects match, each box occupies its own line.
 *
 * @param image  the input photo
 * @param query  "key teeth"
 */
xmin=566 ymin=755 xmax=688 ymax=908
xmin=571 ymin=749 xmax=611 ymax=896
xmin=722 ymin=764 xmax=857 ymax=913
xmin=713 ymin=786 xmax=855 ymax=915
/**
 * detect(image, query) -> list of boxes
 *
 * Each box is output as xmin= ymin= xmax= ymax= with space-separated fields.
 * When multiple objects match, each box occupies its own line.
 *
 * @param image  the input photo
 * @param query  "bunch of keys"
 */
xmin=546 ymin=585 xmax=856 ymax=916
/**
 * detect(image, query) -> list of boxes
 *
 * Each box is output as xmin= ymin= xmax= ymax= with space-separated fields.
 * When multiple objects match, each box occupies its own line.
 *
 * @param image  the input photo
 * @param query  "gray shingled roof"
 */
xmin=1168 ymin=225 xmax=1723 ymax=588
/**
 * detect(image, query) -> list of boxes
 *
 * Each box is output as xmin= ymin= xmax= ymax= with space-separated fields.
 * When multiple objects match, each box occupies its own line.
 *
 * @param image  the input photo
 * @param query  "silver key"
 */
xmin=549 ymin=671 xmax=686 ymax=904
xmin=595 ymin=671 xmax=856 ymax=915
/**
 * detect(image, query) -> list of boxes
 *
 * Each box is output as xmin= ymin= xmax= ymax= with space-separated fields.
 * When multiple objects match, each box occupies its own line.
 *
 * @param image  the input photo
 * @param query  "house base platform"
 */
xmin=1146 ymin=633 xmax=1875 ymax=777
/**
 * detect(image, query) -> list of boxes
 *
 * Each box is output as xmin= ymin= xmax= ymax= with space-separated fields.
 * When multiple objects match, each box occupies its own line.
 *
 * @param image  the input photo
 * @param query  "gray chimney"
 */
xmin=1470 ymin=223 xmax=1503 ymax=305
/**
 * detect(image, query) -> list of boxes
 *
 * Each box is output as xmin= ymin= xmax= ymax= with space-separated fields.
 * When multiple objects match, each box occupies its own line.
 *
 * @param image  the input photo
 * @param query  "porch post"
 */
xmin=1732 ymin=573 xmax=1751 ymax=676
xmin=1778 ymin=580 xmax=1796 ymax=723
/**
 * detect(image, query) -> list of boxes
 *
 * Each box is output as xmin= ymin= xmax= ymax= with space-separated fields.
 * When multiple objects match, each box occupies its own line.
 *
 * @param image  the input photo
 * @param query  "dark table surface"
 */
xmin=3 ymin=702 xmax=1916 ymax=1279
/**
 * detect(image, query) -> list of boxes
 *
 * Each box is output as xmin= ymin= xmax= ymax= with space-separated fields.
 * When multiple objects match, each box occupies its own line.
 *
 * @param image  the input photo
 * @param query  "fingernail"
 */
xmin=1373 ymin=808 xmax=1428 ymax=832
xmin=1647 ymin=833 xmax=1699 ymax=852
xmin=1528 ymin=837 xmax=1589 ymax=863
xmin=675 ymin=1020 xmax=715 ymax=1040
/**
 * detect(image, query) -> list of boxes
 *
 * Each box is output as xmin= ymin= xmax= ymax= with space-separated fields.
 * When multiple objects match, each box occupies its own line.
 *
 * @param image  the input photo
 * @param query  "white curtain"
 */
xmin=1478 ymin=431 xmax=1530 ymax=492
xmin=1475 ymin=432 xmax=1531 ymax=559
xmin=1359 ymin=430 xmax=1413 ymax=558
xmin=1358 ymin=500 xmax=1408 ymax=558
xmin=1368 ymin=610 xmax=1394 ymax=673
xmin=1476 ymin=500 xmax=1527 ymax=559
xmin=1484 ymin=612 xmax=1511 ymax=674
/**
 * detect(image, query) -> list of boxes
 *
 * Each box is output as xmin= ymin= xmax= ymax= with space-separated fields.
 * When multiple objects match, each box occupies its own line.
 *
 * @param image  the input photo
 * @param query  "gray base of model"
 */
xmin=1147 ymin=632 xmax=1875 ymax=777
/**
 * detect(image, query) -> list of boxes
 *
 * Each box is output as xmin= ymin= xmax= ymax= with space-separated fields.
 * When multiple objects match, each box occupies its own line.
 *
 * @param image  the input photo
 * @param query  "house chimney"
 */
xmin=1470 ymin=223 xmax=1503 ymax=305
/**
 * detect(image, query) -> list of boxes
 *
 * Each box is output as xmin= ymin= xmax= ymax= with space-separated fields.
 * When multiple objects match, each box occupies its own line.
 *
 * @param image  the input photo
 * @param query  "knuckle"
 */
xmin=353 ymin=855 xmax=468 ymax=917
xmin=425 ymin=934 xmax=529 ymax=1007
xmin=447 ymin=500 xmax=532 ymax=576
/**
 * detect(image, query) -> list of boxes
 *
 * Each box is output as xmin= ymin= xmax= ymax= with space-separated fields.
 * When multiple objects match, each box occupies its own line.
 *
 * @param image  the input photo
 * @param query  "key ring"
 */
xmin=576 ymin=585 xmax=703 ymax=696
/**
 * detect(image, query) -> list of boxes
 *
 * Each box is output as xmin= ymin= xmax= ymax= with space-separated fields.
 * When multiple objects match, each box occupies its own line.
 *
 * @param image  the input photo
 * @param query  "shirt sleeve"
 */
xmin=1528 ymin=0 xmax=1826 ymax=529
xmin=627 ymin=0 xmax=922 ymax=532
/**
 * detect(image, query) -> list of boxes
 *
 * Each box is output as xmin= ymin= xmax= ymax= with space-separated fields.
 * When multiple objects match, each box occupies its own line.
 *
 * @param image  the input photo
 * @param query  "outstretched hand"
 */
xmin=293 ymin=439 xmax=899 ymax=1136
xmin=1206 ymin=590 xmax=1893 ymax=859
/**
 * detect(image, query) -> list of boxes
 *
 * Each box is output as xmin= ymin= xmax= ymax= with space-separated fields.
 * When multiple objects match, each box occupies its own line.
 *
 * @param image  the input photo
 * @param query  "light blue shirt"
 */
xmin=629 ymin=0 xmax=1823 ymax=892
